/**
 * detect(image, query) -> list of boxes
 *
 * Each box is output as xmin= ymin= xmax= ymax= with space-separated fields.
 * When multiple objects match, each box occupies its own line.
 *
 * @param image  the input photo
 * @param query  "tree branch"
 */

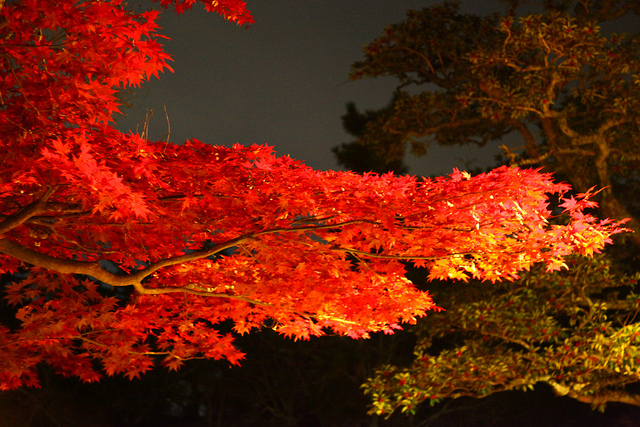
xmin=331 ymin=246 xmax=480 ymax=261
xmin=0 ymin=219 xmax=409 ymax=291
xmin=548 ymin=380 xmax=640 ymax=408
xmin=0 ymin=238 xmax=129 ymax=284
xmin=506 ymin=119 xmax=540 ymax=160
xmin=0 ymin=187 xmax=57 ymax=235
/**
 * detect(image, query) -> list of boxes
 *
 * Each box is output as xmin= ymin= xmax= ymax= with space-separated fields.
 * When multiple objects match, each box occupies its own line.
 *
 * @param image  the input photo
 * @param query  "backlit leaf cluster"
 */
xmin=0 ymin=0 xmax=625 ymax=390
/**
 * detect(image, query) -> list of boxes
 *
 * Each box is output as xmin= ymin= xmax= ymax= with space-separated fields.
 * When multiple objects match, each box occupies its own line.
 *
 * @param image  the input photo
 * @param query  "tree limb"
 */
xmin=548 ymin=380 xmax=640 ymax=408
xmin=0 ymin=187 xmax=57 ymax=235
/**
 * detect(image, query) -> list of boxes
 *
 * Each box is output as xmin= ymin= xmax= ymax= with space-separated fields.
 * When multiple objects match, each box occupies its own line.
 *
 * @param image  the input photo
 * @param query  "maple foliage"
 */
xmin=155 ymin=0 xmax=254 ymax=25
xmin=0 ymin=0 xmax=627 ymax=390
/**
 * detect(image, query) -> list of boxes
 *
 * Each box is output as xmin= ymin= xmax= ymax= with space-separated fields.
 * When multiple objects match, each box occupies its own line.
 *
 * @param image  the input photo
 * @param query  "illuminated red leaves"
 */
xmin=0 ymin=137 xmax=627 ymax=389
xmin=155 ymin=0 xmax=255 ymax=25
xmin=0 ymin=0 xmax=628 ymax=390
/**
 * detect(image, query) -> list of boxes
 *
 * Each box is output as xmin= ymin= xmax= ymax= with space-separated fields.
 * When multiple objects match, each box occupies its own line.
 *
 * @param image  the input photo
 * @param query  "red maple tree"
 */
xmin=0 ymin=0 xmax=627 ymax=389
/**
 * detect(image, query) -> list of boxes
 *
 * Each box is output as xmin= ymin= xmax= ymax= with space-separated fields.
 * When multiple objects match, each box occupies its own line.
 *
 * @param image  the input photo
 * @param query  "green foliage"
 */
xmin=363 ymin=253 xmax=640 ymax=416
xmin=350 ymin=2 xmax=508 ymax=159
xmin=350 ymin=0 xmax=640 ymax=417
xmin=350 ymin=0 xmax=640 ymax=242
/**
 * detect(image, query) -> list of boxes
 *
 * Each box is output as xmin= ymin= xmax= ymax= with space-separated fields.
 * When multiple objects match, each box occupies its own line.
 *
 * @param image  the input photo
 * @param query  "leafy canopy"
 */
xmin=363 ymin=254 xmax=640 ymax=416
xmin=0 ymin=0 xmax=626 ymax=390
xmin=350 ymin=0 xmax=640 ymax=244
xmin=350 ymin=0 xmax=640 ymax=416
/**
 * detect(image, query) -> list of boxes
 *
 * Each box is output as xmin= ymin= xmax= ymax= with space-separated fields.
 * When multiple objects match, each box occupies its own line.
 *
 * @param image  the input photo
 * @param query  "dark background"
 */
xmin=115 ymin=0 xmax=508 ymax=178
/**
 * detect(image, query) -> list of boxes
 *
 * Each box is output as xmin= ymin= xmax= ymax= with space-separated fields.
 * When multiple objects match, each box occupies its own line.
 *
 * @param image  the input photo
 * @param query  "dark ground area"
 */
xmin=2 ymin=330 xmax=640 ymax=427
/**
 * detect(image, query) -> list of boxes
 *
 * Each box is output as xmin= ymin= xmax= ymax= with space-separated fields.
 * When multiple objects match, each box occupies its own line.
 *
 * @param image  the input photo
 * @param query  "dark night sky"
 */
xmin=116 ymin=0 xmax=508 ymax=177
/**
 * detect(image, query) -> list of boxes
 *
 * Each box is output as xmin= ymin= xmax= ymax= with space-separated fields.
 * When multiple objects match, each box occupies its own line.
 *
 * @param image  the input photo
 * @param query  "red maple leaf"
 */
xmin=0 ymin=0 xmax=629 ymax=390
